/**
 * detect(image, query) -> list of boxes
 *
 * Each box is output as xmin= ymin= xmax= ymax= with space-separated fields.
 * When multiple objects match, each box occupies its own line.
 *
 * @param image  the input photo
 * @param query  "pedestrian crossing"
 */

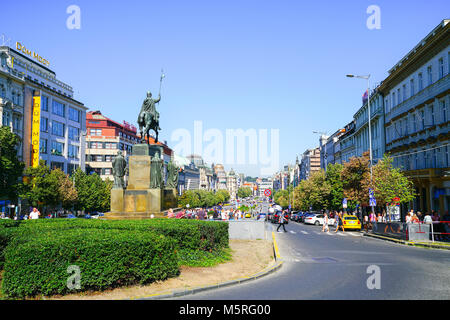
xmin=277 ymin=228 xmax=362 ymax=237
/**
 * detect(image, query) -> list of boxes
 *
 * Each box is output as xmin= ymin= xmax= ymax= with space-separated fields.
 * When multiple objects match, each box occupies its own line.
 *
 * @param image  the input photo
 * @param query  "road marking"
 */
xmin=348 ymin=232 xmax=361 ymax=237
xmin=336 ymin=232 xmax=346 ymax=236
xmin=289 ymin=231 xmax=296 ymax=234
xmin=301 ymin=231 xmax=309 ymax=235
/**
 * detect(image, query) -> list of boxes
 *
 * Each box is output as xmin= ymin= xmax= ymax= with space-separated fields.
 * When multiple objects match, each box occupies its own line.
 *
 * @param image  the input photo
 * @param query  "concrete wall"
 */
xmin=228 ymin=220 xmax=267 ymax=240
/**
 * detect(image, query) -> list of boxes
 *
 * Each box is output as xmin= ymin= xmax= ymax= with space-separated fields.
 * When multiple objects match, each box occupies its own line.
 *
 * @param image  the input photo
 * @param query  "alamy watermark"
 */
xmin=67 ymin=265 xmax=81 ymax=290
xmin=366 ymin=265 xmax=381 ymax=290
xmin=366 ymin=5 xmax=381 ymax=30
xmin=66 ymin=5 xmax=81 ymax=30
xmin=171 ymin=121 xmax=280 ymax=176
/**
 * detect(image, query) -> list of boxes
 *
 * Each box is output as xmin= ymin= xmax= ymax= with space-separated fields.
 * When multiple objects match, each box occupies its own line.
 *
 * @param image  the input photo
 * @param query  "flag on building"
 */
xmin=362 ymin=89 xmax=368 ymax=105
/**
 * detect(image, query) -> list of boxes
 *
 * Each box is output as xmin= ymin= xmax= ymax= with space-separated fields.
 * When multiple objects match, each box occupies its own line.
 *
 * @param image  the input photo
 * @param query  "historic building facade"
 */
xmin=353 ymin=89 xmax=386 ymax=162
xmin=0 ymin=44 xmax=87 ymax=175
xmin=379 ymin=20 xmax=450 ymax=214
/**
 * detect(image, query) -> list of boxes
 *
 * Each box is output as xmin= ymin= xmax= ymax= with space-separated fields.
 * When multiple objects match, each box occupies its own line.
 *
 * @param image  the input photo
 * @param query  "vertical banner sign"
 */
xmin=31 ymin=92 xmax=41 ymax=167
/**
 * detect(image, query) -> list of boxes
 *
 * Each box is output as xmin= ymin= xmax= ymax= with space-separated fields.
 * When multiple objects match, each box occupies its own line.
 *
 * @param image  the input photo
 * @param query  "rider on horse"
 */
xmin=138 ymin=91 xmax=161 ymax=142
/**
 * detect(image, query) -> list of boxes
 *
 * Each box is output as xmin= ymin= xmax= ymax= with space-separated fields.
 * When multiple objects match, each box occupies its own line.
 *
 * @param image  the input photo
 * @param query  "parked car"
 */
xmin=304 ymin=214 xmax=336 ymax=226
xmin=301 ymin=212 xmax=316 ymax=223
xmin=342 ymin=214 xmax=362 ymax=230
xmin=304 ymin=214 xmax=323 ymax=226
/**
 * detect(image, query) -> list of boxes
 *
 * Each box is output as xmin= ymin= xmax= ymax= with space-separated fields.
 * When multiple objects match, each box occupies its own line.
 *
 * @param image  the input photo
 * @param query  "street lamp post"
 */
xmin=346 ymin=74 xmax=374 ymax=216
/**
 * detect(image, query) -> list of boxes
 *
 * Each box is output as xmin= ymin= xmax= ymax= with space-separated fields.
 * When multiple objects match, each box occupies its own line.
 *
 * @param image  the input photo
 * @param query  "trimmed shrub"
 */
xmin=15 ymin=219 xmax=229 ymax=252
xmin=2 ymin=228 xmax=179 ymax=298
xmin=0 ymin=220 xmax=21 ymax=270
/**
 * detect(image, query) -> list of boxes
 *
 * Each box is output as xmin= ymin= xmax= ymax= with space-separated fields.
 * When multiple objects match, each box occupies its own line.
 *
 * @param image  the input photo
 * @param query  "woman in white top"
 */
xmin=405 ymin=213 xmax=412 ymax=223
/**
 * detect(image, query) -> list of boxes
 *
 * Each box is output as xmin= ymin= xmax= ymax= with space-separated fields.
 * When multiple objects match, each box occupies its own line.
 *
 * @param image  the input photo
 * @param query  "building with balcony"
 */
xmin=0 ymin=44 xmax=87 ymax=175
xmin=337 ymin=121 xmax=356 ymax=164
xmin=353 ymin=89 xmax=386 ymax=163
xmin=85 ymin=111 xmax=140 ymax=180
xmin=379 ymin=19 xmax=450 ymax=215
xmin=214 ymin=164 xmax=228 ymax=190
xmin=299 ymin=147 xmax=321 ymax=181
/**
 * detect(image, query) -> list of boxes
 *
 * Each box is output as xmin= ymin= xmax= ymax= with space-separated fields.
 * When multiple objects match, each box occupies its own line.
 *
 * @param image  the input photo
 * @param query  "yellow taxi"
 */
xmin=342 ymin=214 xmax=361 ymax=230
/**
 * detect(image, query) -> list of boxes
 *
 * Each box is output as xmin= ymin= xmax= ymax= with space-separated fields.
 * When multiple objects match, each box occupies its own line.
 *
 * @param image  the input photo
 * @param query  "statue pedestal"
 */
xmin=110 ymin=189 xmax=124 ymax=213
xmin=106 ymin=144 xmax=174 ymax=220
xmin=163 ymin=188 xmax=178 ymax=210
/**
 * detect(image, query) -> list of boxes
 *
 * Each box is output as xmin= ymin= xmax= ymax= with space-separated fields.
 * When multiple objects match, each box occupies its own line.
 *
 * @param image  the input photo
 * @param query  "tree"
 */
xmin=72 ymin=169 xmax=111 ymax=213
xmin=20 ymin=161 xmax=59 ymax=209
xmin=325 ymin=163 xmax=345 ymax=210
xmin=237 ymin=187 xmax=252 ymax=199
xmin=0 ymin=126 xmax=25 ymax=201
xmin=363 ymin=154 xmax=416 ymax=212
xmin=293 ymin=170 xmax=331 ymax=211
xmin=50 ymin=169 xmax=78 ymax=210
xmin=341 ymin=151 xmax=371 ymax=206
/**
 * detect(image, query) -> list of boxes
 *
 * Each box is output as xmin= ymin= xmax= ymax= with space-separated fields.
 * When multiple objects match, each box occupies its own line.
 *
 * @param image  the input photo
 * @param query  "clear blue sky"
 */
xmin=1 ymin=0 xmax=448 ymax=177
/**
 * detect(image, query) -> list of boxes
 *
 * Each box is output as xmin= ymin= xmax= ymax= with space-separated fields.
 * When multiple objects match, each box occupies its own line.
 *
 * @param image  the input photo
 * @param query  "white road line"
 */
xmin=289 ymin=231 xmax=296 ymax=234
xmin=348 ymin=232 xmax=361 ymax=237
xmin=336 ymin=233 xmax=347 ymax=236
xmin=301 ymin=231 xmax=309 ymax=234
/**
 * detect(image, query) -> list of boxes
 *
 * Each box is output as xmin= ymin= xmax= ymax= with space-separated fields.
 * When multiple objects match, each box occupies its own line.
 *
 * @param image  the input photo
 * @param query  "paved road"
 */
xmin=173 ymin=219 xmax=450 ymax=300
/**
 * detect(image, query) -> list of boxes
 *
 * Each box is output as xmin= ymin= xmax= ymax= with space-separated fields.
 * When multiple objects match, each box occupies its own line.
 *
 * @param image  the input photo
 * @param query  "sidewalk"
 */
xmin=364 ymin=232 xmax=450 ymax=250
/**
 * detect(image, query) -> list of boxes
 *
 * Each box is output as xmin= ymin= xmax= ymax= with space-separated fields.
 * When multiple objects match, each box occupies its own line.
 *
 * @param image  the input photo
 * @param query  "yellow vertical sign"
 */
xmin=31 ymin=92 xmax=41 ymax=168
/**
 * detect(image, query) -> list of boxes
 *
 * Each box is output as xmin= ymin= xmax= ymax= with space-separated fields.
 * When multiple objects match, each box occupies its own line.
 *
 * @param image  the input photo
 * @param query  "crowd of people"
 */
xmin=166 ymin=207 xmax=250 ymax=221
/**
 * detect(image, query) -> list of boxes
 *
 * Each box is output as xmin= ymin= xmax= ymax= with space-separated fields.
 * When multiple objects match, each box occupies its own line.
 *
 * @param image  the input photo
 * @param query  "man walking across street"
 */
xmin=277 ymin=210 xmax=287 ymax=233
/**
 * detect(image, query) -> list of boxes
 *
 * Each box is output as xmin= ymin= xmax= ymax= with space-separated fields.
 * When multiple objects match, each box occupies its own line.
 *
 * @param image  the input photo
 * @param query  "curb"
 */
xmin=363 ymin=232 xmax=450 ymax=250
xmin=133 ymin=233 xmax=284 ymax=300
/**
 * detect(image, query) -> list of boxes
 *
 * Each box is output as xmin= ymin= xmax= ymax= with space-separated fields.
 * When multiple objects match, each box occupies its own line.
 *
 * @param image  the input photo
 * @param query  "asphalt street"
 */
xmin=173 ymin=201 xmax=450 ymax=300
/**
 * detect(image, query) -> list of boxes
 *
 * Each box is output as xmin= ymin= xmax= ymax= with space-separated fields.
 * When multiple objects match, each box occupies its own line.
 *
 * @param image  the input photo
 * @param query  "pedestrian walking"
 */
xmin=322 ymin=213 xmax=329 ymax=232
xmin=277 ymin=210 xmax=287 ymax=233
xmin=335 ymin=211 xmax=345 ymax=233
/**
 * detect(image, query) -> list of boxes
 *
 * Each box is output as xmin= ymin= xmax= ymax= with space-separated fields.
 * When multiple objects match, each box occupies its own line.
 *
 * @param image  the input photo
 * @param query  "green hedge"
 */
xmin=14 ymin=219 xmax=229 ymax=252
xmin=0 ymin=220 xmax=21 ymax=270
xmin=2 ymin=228 xmax=179 ymax=298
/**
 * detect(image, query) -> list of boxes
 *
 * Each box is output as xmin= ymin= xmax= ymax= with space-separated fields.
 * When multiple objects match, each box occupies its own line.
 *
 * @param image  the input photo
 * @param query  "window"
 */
xmin=41 ymin=96 xmax=49 ymax=111
xmin=412 ymin=114 xmax=417 ymax=133
xmin=40 ymin=138 xmax=47 ymax=154
xmin=52 ymin=121 xmax=65 ymax=137
xmin=105 ymin=155 xmax=113 ymax=162
xmin=51 ymin=161 xmax=65 ymax=171
xmin=90 ymin=128 xmax=102 ymax=136
xmin=420 ymin=110 xmax=425 ymax=129
xmin=2 ymin=111 xmax=10 ymax=126
xmin=68 ymin=145 xmax=79 ymax=159
xmin=68 ymin=126 xmax=79 ymax=141
xmin=51 ymin=141 xmax=64 ymax=156
xmin=427 ymin=66 xmax=433 ymax=86
xmin=418 ymin=73 xmax=423 ymax=91
xmin=68 ymin=107 xmax=80 ymax=122
xmin=90 ymin=141 xmax=103 ymax=149
xmin=392 ymin=92 xmax=396 ymax=107
xmin=40 ymin=117 xmax=48 ymax=132
xmin=402 ymin=84 xmax=406 ymax=101
xmin=430 ymin=105 xmax=435 ymax=126
xmin=410 ymin=79 xmax=415 ymax=97
xmin=67 ymin=164 xmax=78 ymax=175
xmin=95 ymin=155 xmax=103 ymax=162
xmin=105 ymin=142 xmax=117 ymax=149
xmin=439 ymin=58 xmax=444 ymax=79
xmin=397 ymin=88 xmax=401 ymax=104
xmin=441 ymin=100 xmax=447 ymax=123
xmin=52 ymin=100 xmax=65 ymax=117
xmin=13 ymin=116 xmax=21 ymax=131
xmin=104 ymin=168 xmax=112 ymax=175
